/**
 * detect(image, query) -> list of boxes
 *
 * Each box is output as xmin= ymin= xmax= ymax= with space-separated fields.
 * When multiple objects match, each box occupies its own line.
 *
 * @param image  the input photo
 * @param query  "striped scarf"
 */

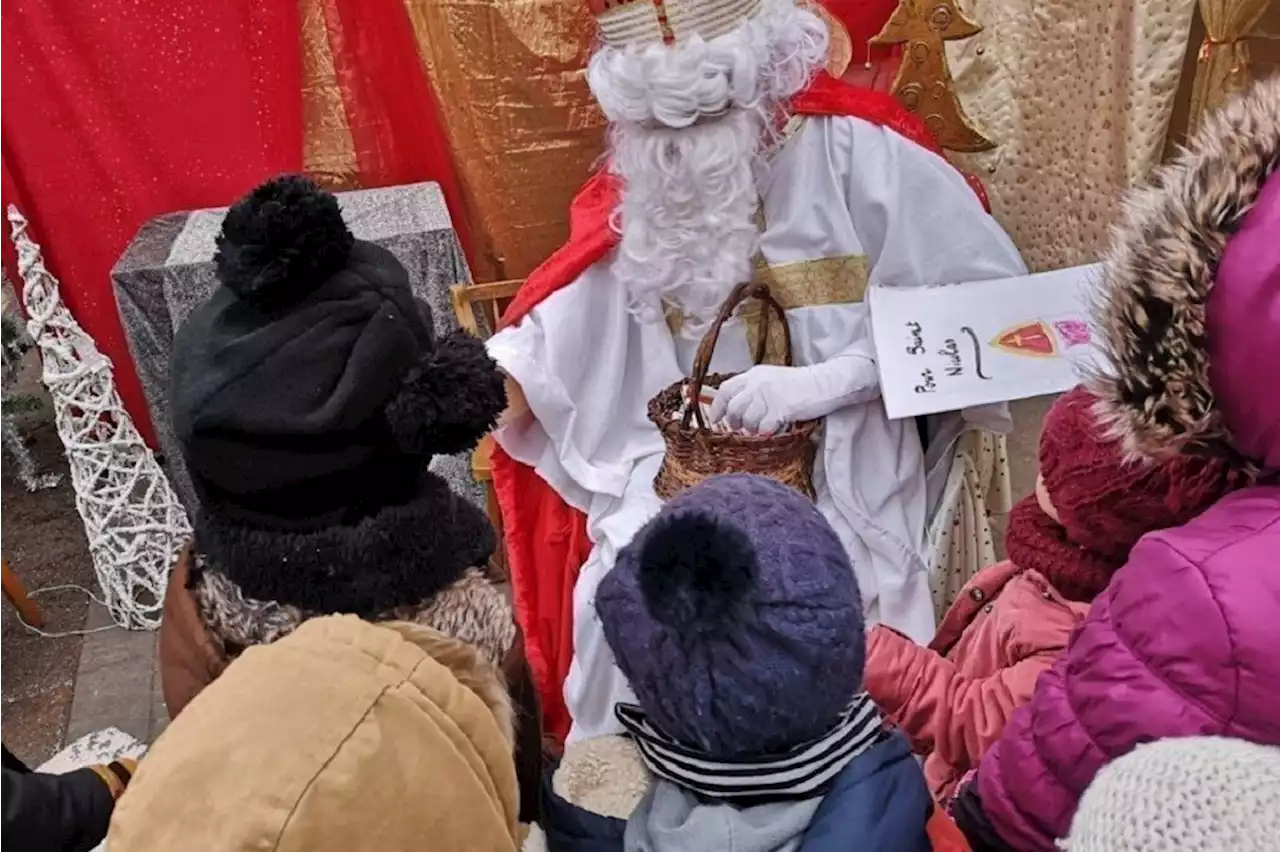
xmin=615 ymin=692 xmax=886 ymax=803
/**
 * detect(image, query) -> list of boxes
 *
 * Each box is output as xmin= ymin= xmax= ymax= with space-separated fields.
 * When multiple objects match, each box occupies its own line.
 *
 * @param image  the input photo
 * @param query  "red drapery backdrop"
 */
xmin=1 ymin=1 xmax=304 ymax=444
xmin=826 ymin=0 xmax=903 ymax=91
xmin=320 ymin=0 xmax=475 ymax=260
xmin=2 ymin=1 xmax=475 ymax=443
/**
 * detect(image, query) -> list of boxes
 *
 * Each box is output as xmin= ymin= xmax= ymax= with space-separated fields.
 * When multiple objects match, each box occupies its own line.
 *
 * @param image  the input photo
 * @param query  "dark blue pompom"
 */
xmin=637 ymin=511 xmax=757 ymax=629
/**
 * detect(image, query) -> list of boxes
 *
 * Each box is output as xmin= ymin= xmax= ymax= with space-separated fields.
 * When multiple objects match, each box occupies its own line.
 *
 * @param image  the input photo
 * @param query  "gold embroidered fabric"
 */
xmin=745 ymin=255 xmax=869 ymax=363
xmin=667 ymin=255 xmax=869 ymax=364
xmin=300 ymin=0 xmax=359 ymax=191
xmin=751 ymin=254 xmax=869 ymax=308
xmin=928 ymin=431 xmax=1012 ymax=619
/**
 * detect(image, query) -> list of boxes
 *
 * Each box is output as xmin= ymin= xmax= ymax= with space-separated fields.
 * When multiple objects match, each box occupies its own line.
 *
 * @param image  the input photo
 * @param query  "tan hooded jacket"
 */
xmin=109 ymin=615 xmax=520 ymax=851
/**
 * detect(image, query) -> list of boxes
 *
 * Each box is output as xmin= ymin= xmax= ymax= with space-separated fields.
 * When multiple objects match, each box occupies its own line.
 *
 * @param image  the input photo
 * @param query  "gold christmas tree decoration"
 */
xmin=871 ymin=0 xmax=995 ymax=153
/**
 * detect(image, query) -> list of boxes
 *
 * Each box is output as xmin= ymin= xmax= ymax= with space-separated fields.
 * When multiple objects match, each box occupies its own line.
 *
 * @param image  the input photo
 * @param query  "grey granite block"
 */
xmin=65 ymin=604 xmax=156 ymax=745
xmin=112 ymin=182 xmax=484 ymax=515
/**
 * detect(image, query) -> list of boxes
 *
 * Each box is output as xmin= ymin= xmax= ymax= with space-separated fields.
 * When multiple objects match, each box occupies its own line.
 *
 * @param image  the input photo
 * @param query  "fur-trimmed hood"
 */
xmin=191 ymin=559 xmax=516 ymax=671
xmin=1088 ymin=76 xmax=1280 ymax=470
xmin=194 ymin=470 xmax=495 ymax=618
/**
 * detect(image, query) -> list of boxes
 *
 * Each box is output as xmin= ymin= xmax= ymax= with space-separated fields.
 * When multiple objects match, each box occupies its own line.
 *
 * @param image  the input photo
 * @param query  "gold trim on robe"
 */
xmin=667 ymin=254 xmax=869 ymax=364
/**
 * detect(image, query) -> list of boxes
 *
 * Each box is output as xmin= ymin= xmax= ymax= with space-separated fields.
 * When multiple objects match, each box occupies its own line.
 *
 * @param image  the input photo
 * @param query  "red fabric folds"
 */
xmin=322 ymin=0 xmax=474 ymax=264
xmin=496 ymin=74 xmax=993 ymax=745
xmin=498 ymin=170 xmax=620 ymax=333
xmin=491 ymin=446 xmax=592 ymax=742
xmin=821 ymin=0 xmax=904 ymax=93
xmin=1 ymin=1 xmax=304 ymax=443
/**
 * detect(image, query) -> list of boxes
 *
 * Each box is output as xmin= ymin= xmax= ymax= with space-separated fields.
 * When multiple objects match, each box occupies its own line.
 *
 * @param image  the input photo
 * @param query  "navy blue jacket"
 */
xmin=540 ymin=734 xmax=932 ymax=852
xmin=539 ymin=761 xmax=627 ymax=852
xmin=799 ymin=733 xmax=933 ymax=852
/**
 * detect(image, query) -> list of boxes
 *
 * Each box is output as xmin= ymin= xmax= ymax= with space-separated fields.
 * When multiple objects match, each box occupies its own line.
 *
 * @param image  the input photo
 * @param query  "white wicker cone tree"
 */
xmin=7 ymin=205 xmax=190 ymax=629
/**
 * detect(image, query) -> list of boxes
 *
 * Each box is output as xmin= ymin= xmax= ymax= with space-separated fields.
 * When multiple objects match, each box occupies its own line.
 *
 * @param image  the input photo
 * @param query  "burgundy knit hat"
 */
xmin=1038 ymin=385 xmax=1248 ymax=561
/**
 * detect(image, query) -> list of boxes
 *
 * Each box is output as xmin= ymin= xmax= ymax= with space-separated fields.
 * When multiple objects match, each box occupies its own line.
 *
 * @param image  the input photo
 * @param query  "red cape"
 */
xmin=492 ymin=73 xmax=990 ymax=742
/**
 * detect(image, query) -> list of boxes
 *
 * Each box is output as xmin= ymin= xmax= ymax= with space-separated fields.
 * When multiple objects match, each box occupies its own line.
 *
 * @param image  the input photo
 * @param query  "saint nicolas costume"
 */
xmin=487 ymin=0 xmax=1025 ymax=741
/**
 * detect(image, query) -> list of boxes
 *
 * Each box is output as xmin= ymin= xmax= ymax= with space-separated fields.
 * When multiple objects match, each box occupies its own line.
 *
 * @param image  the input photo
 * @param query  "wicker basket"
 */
xmin=649 ymin=280 xmax=819 ymax=500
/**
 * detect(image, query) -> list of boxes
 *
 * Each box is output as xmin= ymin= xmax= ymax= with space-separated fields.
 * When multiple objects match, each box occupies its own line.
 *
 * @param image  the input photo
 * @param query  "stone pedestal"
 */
xmin=112 ymin=182 xmax=483 ymax=514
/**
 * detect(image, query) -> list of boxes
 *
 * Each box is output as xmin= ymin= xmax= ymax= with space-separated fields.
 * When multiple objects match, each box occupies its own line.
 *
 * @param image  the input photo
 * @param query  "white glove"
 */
xmin=707 ymin=355 xmax=879 ymax=434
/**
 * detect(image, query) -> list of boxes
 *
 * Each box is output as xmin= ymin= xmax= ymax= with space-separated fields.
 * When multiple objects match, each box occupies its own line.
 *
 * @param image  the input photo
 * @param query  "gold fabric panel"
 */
xmin=1188 ymin=0 xmax=1272 ymax=132
xmin=667 ymin=255 xmax=869 ymax=364
xmin=751 ymin=254 xmax=869 ymax=309
xmin=402 ymin=0 xmax=606 ymax=282
xmin=947 ymin=0 xmax=1199 ymax=271
xmin=300 ymin=0 xmax=359 ymax=191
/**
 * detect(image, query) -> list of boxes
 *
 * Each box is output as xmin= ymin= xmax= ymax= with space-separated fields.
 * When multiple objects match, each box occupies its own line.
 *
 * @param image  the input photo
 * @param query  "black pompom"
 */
xmin=215 ymin=175 xmax=354 ymax=305
xmin=385 ymin=331 xmax=508 ymax=457
xmin=637 ymin=512 xmax=757 ymax=629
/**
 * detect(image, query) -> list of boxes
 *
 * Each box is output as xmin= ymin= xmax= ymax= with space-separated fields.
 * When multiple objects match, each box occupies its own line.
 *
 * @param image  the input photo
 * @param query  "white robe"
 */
xmin=488 ymin=114 xmax=1027 ymax=742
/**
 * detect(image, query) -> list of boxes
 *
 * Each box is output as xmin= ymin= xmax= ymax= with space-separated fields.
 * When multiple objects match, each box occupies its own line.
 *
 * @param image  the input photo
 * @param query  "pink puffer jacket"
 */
xmin=975 ymin=486 xmax=1280 ymax=849
xmin=865 ymin=560 xmax=1088 ymax=802
xmin=968 ymin=77 xmax=1280 ymax=852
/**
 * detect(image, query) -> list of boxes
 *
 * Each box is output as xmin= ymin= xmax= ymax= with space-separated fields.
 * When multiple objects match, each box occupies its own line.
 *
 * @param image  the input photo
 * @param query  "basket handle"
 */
xmin=682 ymin=280 xmax=794 ymax=431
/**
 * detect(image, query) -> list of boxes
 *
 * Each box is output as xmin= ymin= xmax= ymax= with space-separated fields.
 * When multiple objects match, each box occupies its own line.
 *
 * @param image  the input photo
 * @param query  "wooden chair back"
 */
xmin=449 ymin=279 xmax=524 ymax=583
xmin=449 ymin=279 xmax=523 ymax=340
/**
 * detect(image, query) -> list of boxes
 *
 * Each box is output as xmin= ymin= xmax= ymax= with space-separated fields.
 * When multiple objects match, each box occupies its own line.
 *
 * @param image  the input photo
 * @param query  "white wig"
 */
xmin=587 ymin=0 xmax=828 ymax=328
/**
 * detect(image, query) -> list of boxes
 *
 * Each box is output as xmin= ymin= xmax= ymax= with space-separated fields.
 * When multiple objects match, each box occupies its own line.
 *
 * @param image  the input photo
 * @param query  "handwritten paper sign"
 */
xmin=869 ymin=264 xmax=1103 ymax=419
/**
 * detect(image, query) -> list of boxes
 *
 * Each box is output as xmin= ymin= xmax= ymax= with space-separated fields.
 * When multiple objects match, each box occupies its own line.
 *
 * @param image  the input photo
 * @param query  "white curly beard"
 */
xmin=587 ymin=0 xmax=828 ymax=331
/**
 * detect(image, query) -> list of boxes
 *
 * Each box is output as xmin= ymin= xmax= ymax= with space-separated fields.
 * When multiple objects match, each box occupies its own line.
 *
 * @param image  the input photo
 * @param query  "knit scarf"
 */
xmin=615 ymin=692 xmax=886 ymax=804
xmin=1003 ymin=496 xmax=1120 ymax=602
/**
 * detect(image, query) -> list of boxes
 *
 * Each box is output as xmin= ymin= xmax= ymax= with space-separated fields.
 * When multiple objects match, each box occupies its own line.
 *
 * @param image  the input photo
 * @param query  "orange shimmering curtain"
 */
xmin=401 ymin=0 xmax=605 ymax=281
xmin=302 ymin=0 xmax=604 ymax=282
xmin=300 ymin=0 xmax=479 ymax=267
xmin=301 ymin=0 xmax=359 ymax=190
xmin=299 ymin=0 xmax=898 ymax=282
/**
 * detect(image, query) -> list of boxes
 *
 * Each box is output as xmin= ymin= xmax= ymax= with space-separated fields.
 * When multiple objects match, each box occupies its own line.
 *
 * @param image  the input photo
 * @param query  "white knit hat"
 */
xmin=1061 ymin=737 xmax=1280 ymax=852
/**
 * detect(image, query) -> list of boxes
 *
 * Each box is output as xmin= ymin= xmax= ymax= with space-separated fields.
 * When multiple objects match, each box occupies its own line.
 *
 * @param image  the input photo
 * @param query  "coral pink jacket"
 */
xmin=864 ymin=560 xmax=1089 ymax=800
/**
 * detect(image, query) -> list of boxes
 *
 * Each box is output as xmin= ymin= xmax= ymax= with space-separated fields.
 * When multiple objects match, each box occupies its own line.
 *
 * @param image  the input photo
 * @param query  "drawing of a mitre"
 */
xmin=992 ymin=317 xmax=1092 ymax=358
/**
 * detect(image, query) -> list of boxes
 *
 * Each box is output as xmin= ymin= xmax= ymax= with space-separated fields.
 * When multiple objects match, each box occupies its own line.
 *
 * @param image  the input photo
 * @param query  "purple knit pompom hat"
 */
xmin=596 ymin=474 xmax=864 ymax=758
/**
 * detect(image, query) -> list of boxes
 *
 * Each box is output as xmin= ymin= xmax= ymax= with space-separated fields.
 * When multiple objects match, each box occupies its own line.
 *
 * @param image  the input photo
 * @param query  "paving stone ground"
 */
xmin=63 ymin=603 xmax=167 ymax=748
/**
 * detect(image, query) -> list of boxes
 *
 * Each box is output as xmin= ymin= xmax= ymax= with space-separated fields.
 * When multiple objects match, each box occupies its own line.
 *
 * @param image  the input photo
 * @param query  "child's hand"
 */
xmin=88 ymin=757 xmax=137 ymax=800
